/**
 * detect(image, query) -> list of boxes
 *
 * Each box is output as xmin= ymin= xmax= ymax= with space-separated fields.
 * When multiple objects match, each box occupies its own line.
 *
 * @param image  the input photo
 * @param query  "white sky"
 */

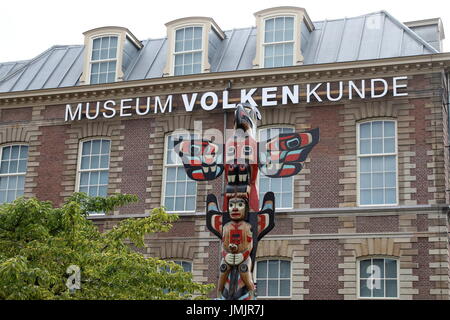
xmin=0 ymin=0 xmax=449 ymax=62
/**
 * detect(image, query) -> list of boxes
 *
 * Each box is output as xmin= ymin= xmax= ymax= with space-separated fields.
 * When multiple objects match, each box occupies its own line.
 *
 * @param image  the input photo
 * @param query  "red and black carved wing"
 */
xmin=206 ymin=194 xmax=230 ymax=240
xmin=256 ymin=192 xmax=275 ymax=241
xmin=258 ymin=128 xmax=319 ymax=178
xmin=174 ymin=138 xmax=224 ymax=181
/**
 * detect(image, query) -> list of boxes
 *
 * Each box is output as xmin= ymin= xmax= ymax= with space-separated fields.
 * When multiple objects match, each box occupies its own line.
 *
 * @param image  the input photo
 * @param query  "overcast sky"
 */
xmin=1 ymin=0 xmax=449 ymax=62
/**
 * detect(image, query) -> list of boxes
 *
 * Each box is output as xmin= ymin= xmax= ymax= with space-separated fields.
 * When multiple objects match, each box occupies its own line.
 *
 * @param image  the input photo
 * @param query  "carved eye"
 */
xmin=286 ymin=138 xmax=300 ymax=149
xmin=227 ymin=146 xmax=235 ymax=155
xmin=243 ymin=146 xmax=252 ymax=156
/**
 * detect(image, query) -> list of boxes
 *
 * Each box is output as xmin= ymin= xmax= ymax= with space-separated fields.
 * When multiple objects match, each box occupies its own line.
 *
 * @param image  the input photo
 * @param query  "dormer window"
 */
xmin=163 ymin=17 xmax=225 ymax=77
xmin=263 ymin=16 xmax=295 ymax=67
xmin=80 ymin=26 xmax=142 ymax=85
xmin=90 ymin=36 xmax=118 ymax=84
xmin=174 ymin=26 xmax=203 ymax=76
xmin=253 ymin=7 xmax=314 ymax=69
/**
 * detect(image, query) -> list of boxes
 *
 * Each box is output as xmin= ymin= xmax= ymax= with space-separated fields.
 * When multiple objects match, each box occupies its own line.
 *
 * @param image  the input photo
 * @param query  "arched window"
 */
xmin=255 ymin=259 xmax=291 ymax=298
xmin=258 ymin=126 xmax=294 ymax=209
xmin=162 ymin=134 xmax=197 ymax=213
xmin=0 ymin=144 xmax=28 ymax=204
xmin=76 ymin=138 xmax=111 ymax=199
xmin=357 ymin=120 xmax=398 ymax=206
xmin=358 ymin=257 xmax=399 ymax=299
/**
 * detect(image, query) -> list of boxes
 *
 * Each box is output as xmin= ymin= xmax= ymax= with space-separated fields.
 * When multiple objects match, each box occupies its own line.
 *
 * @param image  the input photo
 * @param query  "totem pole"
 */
xmin=174 ymin=103 xmax=319 ymax=300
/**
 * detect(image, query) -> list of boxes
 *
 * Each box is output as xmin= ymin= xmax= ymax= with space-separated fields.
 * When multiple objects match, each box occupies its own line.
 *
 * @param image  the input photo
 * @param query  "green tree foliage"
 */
xmin=0 ymin=193 xmax=213 ymax=300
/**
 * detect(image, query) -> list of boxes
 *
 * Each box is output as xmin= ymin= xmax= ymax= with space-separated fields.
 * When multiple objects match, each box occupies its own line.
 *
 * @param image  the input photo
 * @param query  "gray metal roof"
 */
xmin=0 ymin=10 xmax=440 ymax=94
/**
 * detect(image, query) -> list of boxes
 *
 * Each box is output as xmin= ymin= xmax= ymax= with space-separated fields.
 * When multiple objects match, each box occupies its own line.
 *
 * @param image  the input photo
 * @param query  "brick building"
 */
xmin=0 ymin=7 xmax=450 ymax=299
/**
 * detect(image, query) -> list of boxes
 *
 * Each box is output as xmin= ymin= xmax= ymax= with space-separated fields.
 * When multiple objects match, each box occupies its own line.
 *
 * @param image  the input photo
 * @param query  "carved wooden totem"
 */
xmin=175 ymin=103 xmax=319 ymax=299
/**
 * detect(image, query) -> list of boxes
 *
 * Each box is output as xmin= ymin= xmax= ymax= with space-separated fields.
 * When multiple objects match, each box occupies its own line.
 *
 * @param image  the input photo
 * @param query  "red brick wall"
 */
xmin=410 ymin=98 xmax=433 ymax=204
xmin=34 ymin=125 xmax=67 ymax=206
xmin=1 ymin=107 xmax=32 ymax=122
xmin=309 ymin=217 xmax=339 ymax=234
xmin=305 ymin=239 xmax=343 ymax=300
xmin=413 ymin=237 xmax=433 ymax=299
xmin=307 ymin=105 xmax=343 ymax=208
xmin=356 ymin=215 xmax=399 ymax=233
xmin=119 ymin=118 xmax=154 ymax=214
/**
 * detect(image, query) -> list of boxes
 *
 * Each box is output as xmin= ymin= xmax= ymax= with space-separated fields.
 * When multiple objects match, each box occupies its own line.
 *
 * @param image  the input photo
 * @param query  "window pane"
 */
xmin=186 ymin=182 xmax=196 ymax=195
xmin=175 ymin=197 xmax=184 ymax=211
xmin=360 ymin=190 xmax=371 ymax=205
xmin=360 ymin=280 xmax=371 ymax=297
xmin=19 ymin=146 xmax=28 ymax=159
xmin=99 ymin=171 xmax=109 ymax=185
xmin=80 ymin=172 xmax=89 ymax=186
xmin=360 ymin=123 xmax=371 ymax=138
xmin=386 ymin=280 xmax=397 ymax=297
xmin=360 ymin=173 xmax=371 ymax=189
xmin=257 ymin=261 xmax=267 ymax=278
xmin=1 ymin=147 xmax=11 ymax=160
xmin=384 ymin=138 xmax=395 ymax=153
xmin=257 ymin=280 xmax=267 ymax=297
xmin=360 ymin=259 xmax=372 ymax=278
xmin=384 ymin=122 xmax=395 ymax=137
xmin=385 ymin=189 xmax=396 ymax=204
xmin=7 ymin=190 xmax=15 ymax=202
xmin=268 ymin=280 xmax=278 ymax=296
xmin=185 ymin=197 xmax=195 ymax=211
xmin=360 ymin=140 xmax=371 ymax=154
xmin=0 ymin=177 xmax=7 ymax=189
xmin=360 ymin=158 xmax=371 ymax=172
xmin=166 ymin=167 xmax=176 ymax=181
xmin=384 ymin=156 xmax=396 ymax=171
xmin=372 ymin=280 xmax=385 ymax=298
xmin=91 ymin=140 xmax=101 ymax=155
xmin=280 ymin=261 xmax=290 ymax=278
xmin=80 ymin=156 xmax=90 ymax=170
xmin=11 ymin=146 xmax=20 ymax=159
xmin=280 ymin=280 xmax=290 ymax=296
xmin=268 ymin=260 xmax=279 ymax=278
xmin=372 ymin=121 xmax=383 ymax=137
xmin=372 ymin=189 xmax=384 ymax=204
xmin=372 ymin=138 xmax=383 ymax=153
xmin=385 ymin=259 xmax=397 ymax=278
xmin=373 ymin=259 xmax=385 ymax=277
xmin=8 ymin=176 xmax=17 ymax=189
xmin=98 ymin=186 xmax=107 ymax=197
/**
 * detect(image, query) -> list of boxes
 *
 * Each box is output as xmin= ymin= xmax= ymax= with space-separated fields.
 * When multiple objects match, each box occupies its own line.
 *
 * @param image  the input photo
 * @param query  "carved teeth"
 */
xmin=239 ymin=174 xmax=247 ymax=182
xmin=228 ymin=175 xmax=236 ymax=183
xmin=211 ymin=165 xmax=216 ymax=172
xmin=203 ymin=166 xmax=210 ymax=173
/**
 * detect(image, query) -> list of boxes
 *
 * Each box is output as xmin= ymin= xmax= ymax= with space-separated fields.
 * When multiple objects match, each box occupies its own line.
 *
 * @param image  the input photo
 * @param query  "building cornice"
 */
xmin=1 ymin=53 xmax=450 ymax=108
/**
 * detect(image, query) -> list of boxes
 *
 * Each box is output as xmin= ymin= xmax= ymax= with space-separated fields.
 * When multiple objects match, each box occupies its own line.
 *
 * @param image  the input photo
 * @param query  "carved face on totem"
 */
xmin=228 ymin=197 xmax=248 ymax=221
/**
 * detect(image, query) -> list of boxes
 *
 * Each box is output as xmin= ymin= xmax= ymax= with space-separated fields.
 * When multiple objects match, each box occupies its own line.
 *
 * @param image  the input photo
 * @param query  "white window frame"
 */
xmin=75 ymin=138 xmax=111 ymax=215
xmin=161 ymin=133 xmax=197 ymax=214
xmin=357 ymin=119 xmax=399 ymax=207
xmin=262 ymin=15 xmax=296 ymax=68
xmin=356 ymin=256 xmax=400 ymax=300
xmin=258 ymin=125 xmax=295 ymax=210
xmin=88 ymin=34 xmax=120 ymax=85
xmin=254 ymin=258 xmax=292 ymax=299
xmin=0 ymin=143 xmax=28 ymax=204
xmin=172 ymin=25 xmax=204 ymax=76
